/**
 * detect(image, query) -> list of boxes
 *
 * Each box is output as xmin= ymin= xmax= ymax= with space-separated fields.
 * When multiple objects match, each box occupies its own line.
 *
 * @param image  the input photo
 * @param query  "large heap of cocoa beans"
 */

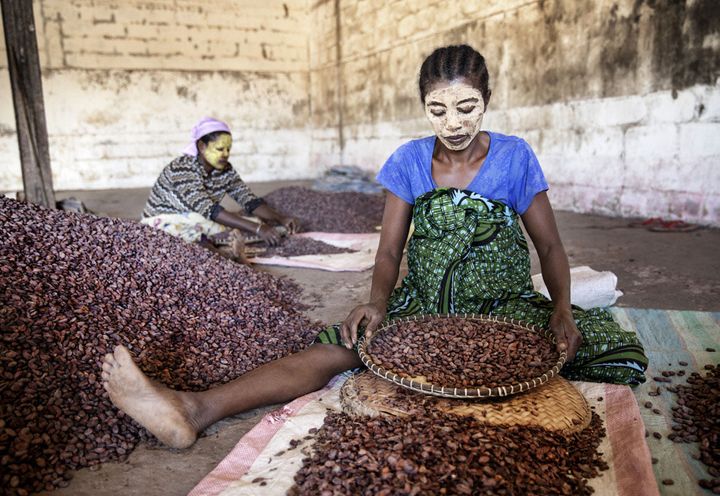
xmin=264 ymin=186 xmax=384 ymax=233
xmin=0 ymin=197 xmax=322 ymax=495
xmin=288 ymin=406 xmax=608 ymax=495
xmin=369 ymin=318 xmax=559 ymax=388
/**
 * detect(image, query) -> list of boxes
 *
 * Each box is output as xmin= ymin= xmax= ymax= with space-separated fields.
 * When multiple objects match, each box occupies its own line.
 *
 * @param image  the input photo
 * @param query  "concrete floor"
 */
xmin=37 ymin=182 xmax=720 ymax=496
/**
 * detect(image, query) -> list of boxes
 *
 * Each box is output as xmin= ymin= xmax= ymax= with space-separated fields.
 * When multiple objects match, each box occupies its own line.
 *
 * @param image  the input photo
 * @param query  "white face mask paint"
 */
xmin=424 ymin=83 xmax=485 ymax=151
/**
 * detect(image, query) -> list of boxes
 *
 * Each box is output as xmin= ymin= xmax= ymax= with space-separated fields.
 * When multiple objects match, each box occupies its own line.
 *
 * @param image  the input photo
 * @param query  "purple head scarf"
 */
xmin=181 ymin=117 xmax=232 ymax=156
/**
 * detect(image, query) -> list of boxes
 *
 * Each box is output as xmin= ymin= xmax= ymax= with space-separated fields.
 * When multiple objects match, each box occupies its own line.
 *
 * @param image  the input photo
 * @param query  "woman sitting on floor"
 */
xmin=141 ymin=117 xmax=299 ymax=260
xmin=103 ymin=44 xmax=648 ymax=449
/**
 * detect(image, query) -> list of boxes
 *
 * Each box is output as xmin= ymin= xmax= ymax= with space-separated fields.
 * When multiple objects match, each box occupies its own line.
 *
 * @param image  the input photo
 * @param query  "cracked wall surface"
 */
xmin=309 ymin=0 xmax=720 ymax=225
xmin=1 ymin=0 xmax=719 ymax=224
xmin=0 ymin=0 xmax=312 ymax=191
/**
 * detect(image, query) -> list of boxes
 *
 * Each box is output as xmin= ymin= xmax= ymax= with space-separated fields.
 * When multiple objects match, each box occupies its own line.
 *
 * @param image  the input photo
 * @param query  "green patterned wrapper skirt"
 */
xmin=315 ymin=188 xmax=648 ymax=385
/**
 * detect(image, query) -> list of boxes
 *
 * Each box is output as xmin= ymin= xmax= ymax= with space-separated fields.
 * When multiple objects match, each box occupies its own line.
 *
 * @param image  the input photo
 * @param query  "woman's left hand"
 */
xmin=548 ymin=308 xmax=582 ymax=362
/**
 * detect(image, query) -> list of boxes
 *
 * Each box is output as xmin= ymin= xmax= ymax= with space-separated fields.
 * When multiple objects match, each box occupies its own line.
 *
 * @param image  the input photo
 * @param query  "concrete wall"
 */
xmin=0 ymin=0 xmax=311 ymax=190
xmin=2 ymin=0 xmax=719 ymax=224
xmin=310 ymin=0 xmax=720 ymax=226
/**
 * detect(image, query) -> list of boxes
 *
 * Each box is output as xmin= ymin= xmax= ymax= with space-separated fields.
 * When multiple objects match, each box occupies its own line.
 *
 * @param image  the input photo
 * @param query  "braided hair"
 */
xmin=418 ymin=45 xmax=491 ymax=105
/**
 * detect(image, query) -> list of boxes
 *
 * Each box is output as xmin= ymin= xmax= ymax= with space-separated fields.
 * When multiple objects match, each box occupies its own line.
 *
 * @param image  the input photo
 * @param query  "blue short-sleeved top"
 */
xmin=375 ymin=131 xmax=548 ymax=215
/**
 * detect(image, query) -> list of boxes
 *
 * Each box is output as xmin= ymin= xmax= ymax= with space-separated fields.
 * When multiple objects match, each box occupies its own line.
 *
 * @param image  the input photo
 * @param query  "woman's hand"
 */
xmin=251 ymin=204 xmax=300 ymax=234
xmin=337 ymin=193 xmax=411 ymax=350
xmin=549 ymin=308 xmax=582 ymax=362
xmin=256 ymin=224 xmax=281 ymax=246
xmin=340 ymin=302 xmax=386 ymax=349
xmin=279 ymin=215 xmax=300 ymax=234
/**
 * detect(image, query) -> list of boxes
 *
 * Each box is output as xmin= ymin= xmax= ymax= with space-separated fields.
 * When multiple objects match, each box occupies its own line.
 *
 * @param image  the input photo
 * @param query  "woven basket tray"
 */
xmin=357 ymin=313 xmax=567 ymax=399
xmin=341 ymin=370 xmax=591 ymax=434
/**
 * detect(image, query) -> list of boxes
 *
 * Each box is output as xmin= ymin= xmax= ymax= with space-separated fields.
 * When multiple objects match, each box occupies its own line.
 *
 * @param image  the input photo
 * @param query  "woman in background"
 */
xmin=141 ymin=117 xmax=298 ymax=260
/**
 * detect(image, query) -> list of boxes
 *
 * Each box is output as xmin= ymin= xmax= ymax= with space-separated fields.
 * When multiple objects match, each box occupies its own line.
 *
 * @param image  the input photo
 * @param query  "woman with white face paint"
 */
xmin=333 ymin=44 xmax=648 ymax=386
xmin=141 ymin=117 xmax=299 ymax=260
xmin=101 ymin=46 xmax=647 ymax=451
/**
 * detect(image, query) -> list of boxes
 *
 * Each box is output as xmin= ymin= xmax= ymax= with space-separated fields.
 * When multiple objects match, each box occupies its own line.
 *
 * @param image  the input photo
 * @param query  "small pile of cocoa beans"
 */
xmin=264 ymin=186 xmax=384 ymax=233
xmin=0 ymin=197 xmax=322 ymax=495
xmin=668 ymin=364 xmax=720 ymax=492
xmin=263 ymin=236 xmax=355 ymax=258
xmin=288 ymin=406 xmax=608 ymax=495
xmin=368 ymin=318 xmax=558 ymax=388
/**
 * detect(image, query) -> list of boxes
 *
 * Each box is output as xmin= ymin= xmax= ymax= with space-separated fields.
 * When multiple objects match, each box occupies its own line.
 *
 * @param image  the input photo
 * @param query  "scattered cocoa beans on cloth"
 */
xmin=263 ymin=236 xmax=356 ymax=258
xmin=667 ymin=364 xmax=720 ymax=492
xmin=264 ymin=186 xmax=385 ymax=233
xmin=0 ymin=197 xmax=322 ymax=495
xmin=368 ymin=318 xmax=558 ymax=388
xmin=288 ymin=406 xmax=608 ymax=495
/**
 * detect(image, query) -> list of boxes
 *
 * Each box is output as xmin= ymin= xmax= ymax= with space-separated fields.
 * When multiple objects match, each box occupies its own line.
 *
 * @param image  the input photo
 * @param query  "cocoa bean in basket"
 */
xmin=367 ymin=317 xmax=558 ymax=388
xmin=0 ymin=197 xmax=321 ymax=494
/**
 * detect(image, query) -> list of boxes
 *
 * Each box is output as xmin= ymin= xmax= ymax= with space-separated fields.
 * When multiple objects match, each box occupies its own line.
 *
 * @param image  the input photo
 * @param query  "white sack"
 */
xmin=532 ymin=266 xmax=623 ymax=310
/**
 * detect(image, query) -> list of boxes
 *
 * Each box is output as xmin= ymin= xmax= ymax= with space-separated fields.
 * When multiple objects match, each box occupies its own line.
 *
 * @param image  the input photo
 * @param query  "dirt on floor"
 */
xmin=32 ymin=181 xmax=719 ymax=496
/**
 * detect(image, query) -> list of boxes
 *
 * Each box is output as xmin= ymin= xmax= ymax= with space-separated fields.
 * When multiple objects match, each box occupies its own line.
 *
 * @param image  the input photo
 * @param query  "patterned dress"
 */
xmin=315 ymin=188 xmax=648 ymax=386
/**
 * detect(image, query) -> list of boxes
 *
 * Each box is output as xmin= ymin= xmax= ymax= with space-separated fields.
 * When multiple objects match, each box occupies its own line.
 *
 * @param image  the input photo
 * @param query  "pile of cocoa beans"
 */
xmin=288 ymin=406 xmax=608 ymax=495
xmin=264 ymin=186 xmax=384 ymax=233
xmin=0 ymin=197 xmax=322 ymax=495
xmin=368 ymin=318 xmax=558 ymax=388
xmin=264 ymin=236 xmax=355 ymax=258
xmin=668 ymin=364 xmax=719 ymax=492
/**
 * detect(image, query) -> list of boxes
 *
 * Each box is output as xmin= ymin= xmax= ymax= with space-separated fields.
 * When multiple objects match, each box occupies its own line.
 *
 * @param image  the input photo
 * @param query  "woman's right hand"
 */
xmin=256 ymin=223 xmax=281 ymax=246
xmin=340 ymin=302 xmax=386 ymax=349
xmin=279 ymin=215 xmax=300 ymax=234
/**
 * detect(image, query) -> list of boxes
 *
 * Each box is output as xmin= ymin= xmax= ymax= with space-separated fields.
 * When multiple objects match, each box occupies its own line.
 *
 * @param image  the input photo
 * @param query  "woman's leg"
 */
xmin=101 ymin=343 xmax=362 ymax=448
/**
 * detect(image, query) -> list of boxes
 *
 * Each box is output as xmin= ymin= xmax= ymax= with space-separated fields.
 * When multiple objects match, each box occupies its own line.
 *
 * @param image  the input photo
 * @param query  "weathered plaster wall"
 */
xmin=2 ymin=0 xmax=719 ymax=224
xmin=0 ymin=0 xmax=311 ymax=190
xmin=311 ymin=0 xmax=720 ymax=225
xmin=307 ymin=0 xmax=340 ymax=172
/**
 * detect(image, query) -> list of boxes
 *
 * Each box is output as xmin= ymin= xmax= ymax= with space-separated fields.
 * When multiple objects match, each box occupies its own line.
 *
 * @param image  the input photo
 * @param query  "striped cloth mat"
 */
xmin=189 ymin=308 xmax=719 ymax=496
xmin=610 ymin=308 xmax=720 ymax=495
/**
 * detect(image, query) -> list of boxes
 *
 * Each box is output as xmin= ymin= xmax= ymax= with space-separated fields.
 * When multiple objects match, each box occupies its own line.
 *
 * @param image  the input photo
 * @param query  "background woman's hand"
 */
xmin=257 ymin=224 xmax=281 ymax=246
xmin=549 ymin=308 xmax=582 ymax=362
xmin=279 ymin=215 xmax=300 ymax=234
xmin=340 ymin=302 xmax=386 ymax=349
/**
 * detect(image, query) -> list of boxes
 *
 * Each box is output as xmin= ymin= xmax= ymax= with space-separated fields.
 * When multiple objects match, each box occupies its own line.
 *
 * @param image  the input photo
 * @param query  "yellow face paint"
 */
xmin=424 ymin=83 xmax=485 ymax=151
xmin=201 ymin=134 xmax=232 ymax=170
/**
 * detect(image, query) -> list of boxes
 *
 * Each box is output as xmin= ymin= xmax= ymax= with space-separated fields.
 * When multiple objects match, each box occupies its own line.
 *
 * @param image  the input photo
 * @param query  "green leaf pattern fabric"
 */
xmin=315 ymin=188 xmax=648 ymax=385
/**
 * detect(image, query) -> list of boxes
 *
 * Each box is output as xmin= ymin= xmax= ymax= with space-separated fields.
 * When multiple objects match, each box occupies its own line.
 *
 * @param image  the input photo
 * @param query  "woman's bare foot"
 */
xmin=101 ymin=345 xmax=198 ymax=449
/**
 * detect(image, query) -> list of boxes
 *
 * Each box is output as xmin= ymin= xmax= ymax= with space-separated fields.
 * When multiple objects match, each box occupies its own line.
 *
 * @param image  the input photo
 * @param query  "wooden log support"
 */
xmin=1 ymin=0 xmax=55 ymax=207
